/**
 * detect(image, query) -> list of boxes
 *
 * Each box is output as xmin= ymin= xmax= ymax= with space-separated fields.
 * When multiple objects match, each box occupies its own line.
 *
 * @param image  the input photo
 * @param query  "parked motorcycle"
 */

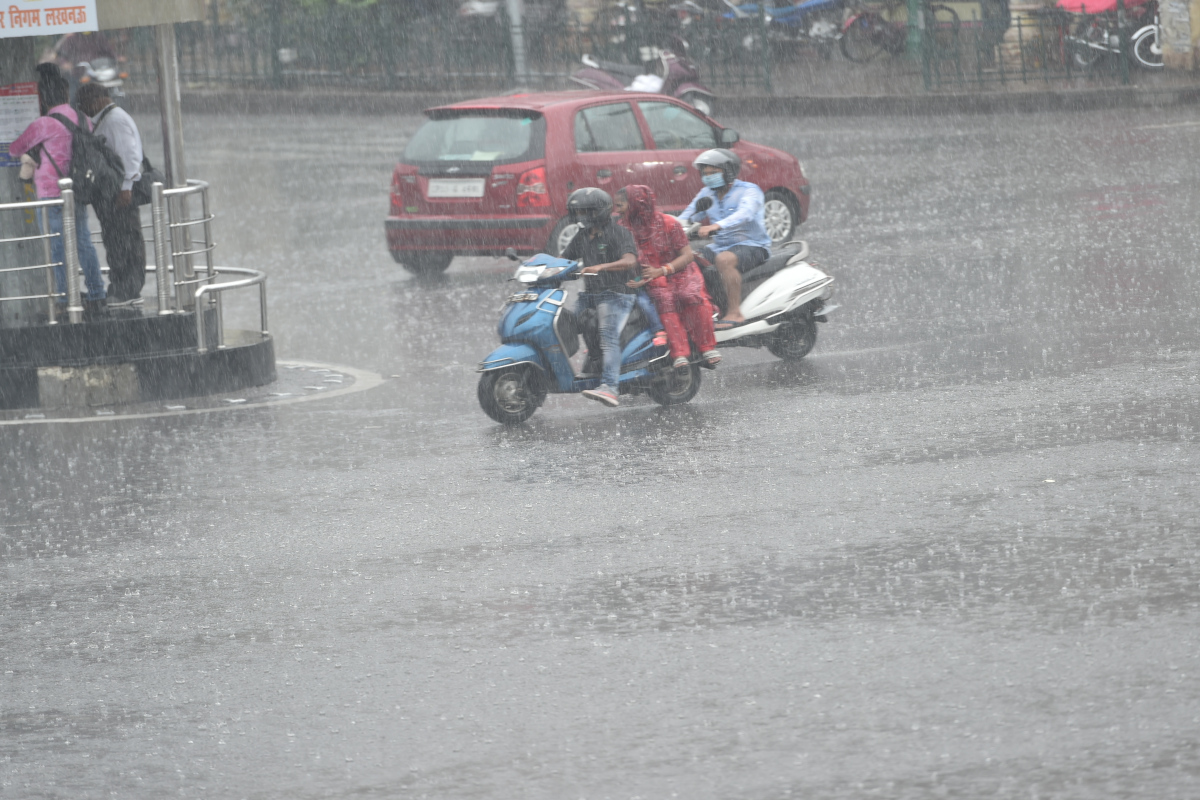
xmin=570 ymin=47 xmax=717 ymax=116
xmin=721 ymin=0 xmax=845 ymax=59
xmin=687 ymin=198 xmax=837 ymax=360
xmin=1060 ymin=0 xmax=1162 ymax=69
xmin=476 ymin=252 xmax=703 ymax=424
xmin=77 ymin=57 xmax=128 ymax=104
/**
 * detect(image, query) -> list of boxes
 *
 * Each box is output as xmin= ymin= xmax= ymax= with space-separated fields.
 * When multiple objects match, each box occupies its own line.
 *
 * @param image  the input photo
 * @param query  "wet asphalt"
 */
xmin=3 ymin=105 xmax=1200 ymax=799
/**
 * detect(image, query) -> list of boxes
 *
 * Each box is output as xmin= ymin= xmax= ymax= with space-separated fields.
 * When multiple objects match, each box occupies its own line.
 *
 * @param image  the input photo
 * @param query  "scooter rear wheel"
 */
xmin=478 ymin=367 xmax=545 ymax=425
xmin=647 ymin=362 xmax=702 ymax=406
xmin=767 ymin=308 xmax=818 ymax=361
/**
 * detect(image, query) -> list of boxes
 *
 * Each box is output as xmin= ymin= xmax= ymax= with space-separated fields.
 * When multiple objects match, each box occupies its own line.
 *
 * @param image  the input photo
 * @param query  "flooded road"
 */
xmin=3 ymin=106 xmax=1200 ymax=799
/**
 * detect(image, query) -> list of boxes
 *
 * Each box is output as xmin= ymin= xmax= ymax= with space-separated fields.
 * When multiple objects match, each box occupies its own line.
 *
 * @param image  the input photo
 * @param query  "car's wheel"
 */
xmin=647 ymin=362 xmax=702 ymax=406
xmin=682 ymin=91 xmax=715 ymax=117
xmin=763 ymin=190 xmax=798 ymax=247
xmin=395 ymin=251 xmax=454 ymax=275
xmin=766 ymin=307 xmax=817 ymax=360
xmin=547 ymin=217 xmax=581 ymax=256
xmin=478 ymin=367 xmax=545 ymax=425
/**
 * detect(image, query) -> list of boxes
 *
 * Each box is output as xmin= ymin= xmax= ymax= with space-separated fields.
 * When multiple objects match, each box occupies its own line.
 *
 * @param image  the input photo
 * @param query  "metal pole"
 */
xmin=151 ymin=182 xmax=174 ymax=314
xmin=759 ymin=4 xmax=773 ymax=95
xmin=908 ymin=0 xmax=924 ymax=56
xmin=506 ymin=0 xmax=529 ymax=87
xmin=259 ymin=280 xmax=269 ymax=338
xmin=58 ymin=181 xmax=83 ymax=324
xmin=40 ymin=206 xmax=57 ymax=325
xmin=155 ymin=23 xmax=196 ymax=309
xmin=154 ymin=24 xmax=188 ymax=190
xmin=1116 ymin=0 xmax=1130 ymax=84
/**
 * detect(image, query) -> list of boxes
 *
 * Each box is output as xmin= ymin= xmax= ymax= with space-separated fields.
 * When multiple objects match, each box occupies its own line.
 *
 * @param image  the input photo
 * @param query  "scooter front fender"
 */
xmin=674 ymin=82 xmax=714 ymax=98
xmin=478 ymin=343 xmax=546 ymax=374
xmin=570 ymin=68 xmax=627 ymax=91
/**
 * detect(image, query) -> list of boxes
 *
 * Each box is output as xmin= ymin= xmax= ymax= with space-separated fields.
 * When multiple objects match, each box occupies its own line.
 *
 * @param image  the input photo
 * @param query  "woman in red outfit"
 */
xmin=617 ymin=185 xmax=720 ymax=368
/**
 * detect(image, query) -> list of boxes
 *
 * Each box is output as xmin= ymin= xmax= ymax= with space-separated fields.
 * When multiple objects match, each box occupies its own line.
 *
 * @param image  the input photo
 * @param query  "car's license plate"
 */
xmin=426 ymin=178 xmax=486 ymax=199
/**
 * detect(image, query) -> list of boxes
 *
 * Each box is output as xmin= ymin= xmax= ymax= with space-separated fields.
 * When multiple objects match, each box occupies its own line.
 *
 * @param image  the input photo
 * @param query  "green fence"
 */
xmin=920 ymin=2 xmax=1137 ymax=90
xmin=119 ymin=0 xmax=1156 ymax=97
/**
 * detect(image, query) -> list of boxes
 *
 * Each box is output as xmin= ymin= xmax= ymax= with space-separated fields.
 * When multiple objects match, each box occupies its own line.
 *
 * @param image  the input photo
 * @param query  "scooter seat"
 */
xmin=598 ymin=60 xmax=646 ymax=78
xmin=740 ymin=242 xmax=803 ymax=285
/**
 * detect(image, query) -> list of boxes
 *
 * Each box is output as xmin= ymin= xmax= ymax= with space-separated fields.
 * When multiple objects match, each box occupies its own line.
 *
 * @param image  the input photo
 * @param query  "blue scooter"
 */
xmin=476 ymin=253 xmax=703 ymax=425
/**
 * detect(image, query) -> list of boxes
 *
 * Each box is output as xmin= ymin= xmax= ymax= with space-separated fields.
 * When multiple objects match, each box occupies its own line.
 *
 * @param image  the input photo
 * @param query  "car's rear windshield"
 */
xmin=403 ymin=111 xmax=545 ymax=165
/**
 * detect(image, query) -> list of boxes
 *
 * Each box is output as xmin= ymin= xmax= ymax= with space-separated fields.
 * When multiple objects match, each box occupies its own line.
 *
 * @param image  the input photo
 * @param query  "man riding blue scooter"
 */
xmin=561 ymin=187 xmax=639 ymax=408
xmin=678 ymin=148 xmax=772 ymax=330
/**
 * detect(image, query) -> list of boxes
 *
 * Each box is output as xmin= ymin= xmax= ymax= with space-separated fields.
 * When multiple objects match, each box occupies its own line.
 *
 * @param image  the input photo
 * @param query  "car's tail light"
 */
xmin=516 ymin=167 xmax=549 ymax=209
xmin=391 ymin=169 xmax=418 ymax=214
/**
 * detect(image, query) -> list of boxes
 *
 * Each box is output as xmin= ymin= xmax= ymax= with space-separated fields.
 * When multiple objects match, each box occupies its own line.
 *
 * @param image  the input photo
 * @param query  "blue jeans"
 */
xmin=574 ymin=290 xmax=635 ymax=389
xmin=636 ymin=289 xmax=662 ymax=331
xmin=41 ymin=204 xmax=105 ymax=302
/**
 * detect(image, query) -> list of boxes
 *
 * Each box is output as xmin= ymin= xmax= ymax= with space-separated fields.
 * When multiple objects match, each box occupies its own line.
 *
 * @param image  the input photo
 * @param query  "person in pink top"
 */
xmin=9 ymin=63 xmax=106 ymax=317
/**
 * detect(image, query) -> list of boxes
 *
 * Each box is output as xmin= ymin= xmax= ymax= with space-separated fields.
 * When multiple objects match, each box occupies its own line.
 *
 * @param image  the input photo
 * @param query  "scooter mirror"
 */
xmin=505 ymin=247 xmax=520 ymax=262
xmin=695 ymin=197 xmax=713 ymax=212
xmin=719 ymin=128 xmax=740 ymax=145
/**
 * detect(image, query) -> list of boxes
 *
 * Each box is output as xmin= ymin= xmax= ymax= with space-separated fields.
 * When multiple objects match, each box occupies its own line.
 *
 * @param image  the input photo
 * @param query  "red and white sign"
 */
xmin=0 ymin=0 xmax=98 ymax=38
xmin=0 ymin=82 xmax=39 ymax=167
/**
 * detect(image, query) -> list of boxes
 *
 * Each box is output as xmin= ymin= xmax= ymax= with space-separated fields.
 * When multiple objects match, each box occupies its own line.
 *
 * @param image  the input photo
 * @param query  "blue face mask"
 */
xmin=702 ymin=173 xmax=725 ymax=190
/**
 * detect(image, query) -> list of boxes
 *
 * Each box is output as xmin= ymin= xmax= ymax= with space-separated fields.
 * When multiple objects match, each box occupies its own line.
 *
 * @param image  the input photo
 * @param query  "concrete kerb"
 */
xmin=124 ymin=85 xmax=1200 ymax=118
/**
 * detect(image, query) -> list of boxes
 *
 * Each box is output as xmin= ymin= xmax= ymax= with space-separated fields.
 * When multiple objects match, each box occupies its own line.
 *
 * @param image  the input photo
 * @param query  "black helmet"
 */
xmin=567 ymin=187 xmax=613 ymax=231
xmin=692 ymin=148 xmax=741 ymax=186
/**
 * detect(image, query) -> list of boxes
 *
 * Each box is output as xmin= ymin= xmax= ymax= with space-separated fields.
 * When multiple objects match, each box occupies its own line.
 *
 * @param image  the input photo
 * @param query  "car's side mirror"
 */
xmin=719 ymin=128 xmax=740 ymax=145
xmin=505 ymin=247 xmax=520 ymax=262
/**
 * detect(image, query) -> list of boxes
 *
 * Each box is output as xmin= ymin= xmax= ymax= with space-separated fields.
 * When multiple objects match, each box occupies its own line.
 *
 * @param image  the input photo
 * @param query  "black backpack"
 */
xmin=42 ymin=112 xmax=124 ymax=206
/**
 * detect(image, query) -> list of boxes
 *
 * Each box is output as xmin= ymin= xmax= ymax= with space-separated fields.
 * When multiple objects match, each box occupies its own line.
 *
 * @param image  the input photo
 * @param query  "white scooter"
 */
xmin=687 ymin=198 xmax=837 ymax=360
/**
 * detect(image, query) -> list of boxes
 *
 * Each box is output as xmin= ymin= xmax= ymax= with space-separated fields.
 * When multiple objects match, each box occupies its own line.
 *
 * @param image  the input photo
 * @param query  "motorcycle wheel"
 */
xmin=682 ymin=91 xmax=715 ymax=117
xmin=647 ymin=362 xmax=702 ymax=406
xmin=1071 ymin=21 xmax=1105 ymax=68
xmin=840 ymin=12 xmax=889 ymax=62
xmin=766 ymin=308 xmax=818 ymax=361
xmin=1132 ymin=25 xmax=1163 ymax=69
xmin=478 ymin=367 xmax=545 ymax=425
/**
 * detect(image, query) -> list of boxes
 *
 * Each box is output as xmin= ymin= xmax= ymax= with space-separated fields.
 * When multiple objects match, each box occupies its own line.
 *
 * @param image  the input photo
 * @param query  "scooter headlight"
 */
xmin=514 ymin=264 xmax=565 ymax=283
xmin=514 ymin=263 xmax=543 ymax=283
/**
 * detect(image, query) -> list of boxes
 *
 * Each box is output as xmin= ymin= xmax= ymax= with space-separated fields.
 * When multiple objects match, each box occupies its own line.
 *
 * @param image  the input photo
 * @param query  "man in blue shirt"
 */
xmin=679 ymin=149 xmax=772 ymax=327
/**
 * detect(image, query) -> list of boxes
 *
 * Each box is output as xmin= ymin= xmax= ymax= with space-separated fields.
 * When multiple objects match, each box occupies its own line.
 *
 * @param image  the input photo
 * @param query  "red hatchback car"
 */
xmin=386 ymin=91 xmax=810 ymax=274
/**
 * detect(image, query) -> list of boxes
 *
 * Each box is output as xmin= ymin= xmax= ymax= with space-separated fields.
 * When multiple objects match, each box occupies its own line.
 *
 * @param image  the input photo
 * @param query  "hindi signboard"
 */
xmin=0 ymin=83 xmax=39 ymax=168
xmin=0 ymin=0 xmax=99 ymax=38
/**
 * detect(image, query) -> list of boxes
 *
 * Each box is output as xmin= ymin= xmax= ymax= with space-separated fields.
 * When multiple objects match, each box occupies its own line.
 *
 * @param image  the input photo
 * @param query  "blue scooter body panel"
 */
xmin=480 ymin=342 xmax=545 ymax=373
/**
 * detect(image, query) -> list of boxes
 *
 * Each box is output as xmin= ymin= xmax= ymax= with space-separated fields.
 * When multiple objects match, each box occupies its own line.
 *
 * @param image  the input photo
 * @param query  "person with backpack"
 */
xmin=9 ymin=64 xmax=106 ymax=318
xmin=77 ymin=82 xmax=146 ymax=306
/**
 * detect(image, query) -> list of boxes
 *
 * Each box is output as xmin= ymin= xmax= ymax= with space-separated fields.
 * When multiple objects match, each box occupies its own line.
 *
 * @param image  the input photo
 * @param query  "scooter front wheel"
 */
xmin=478 ymin=367 xmax=545 ymax=425
xmin=647 ymin=362 xmax=702 ymax=406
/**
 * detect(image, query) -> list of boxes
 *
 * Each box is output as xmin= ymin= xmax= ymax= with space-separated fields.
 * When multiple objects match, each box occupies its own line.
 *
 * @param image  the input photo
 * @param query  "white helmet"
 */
xmin=692 ymin=148 xmax=741 ymax=185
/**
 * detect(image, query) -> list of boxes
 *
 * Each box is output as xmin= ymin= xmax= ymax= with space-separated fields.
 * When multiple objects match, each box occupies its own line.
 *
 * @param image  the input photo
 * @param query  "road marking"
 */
xmin=1137 ymin=120 xmax=1200 ymax=130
